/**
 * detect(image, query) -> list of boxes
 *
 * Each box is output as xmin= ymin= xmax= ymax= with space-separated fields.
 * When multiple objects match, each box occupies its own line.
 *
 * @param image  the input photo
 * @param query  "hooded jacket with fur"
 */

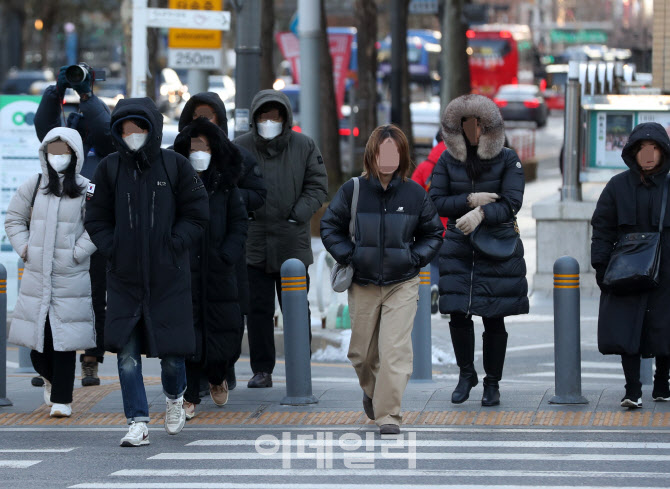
xmin=6 ymin=127 xmax=97 ymax=352
xmin=174 ymin=118 xmax=248 ymax=368
xmin=592 ymin=122 xmax=670 ymax=356
xmin=429 ymin=94 xmax=528 ymax=318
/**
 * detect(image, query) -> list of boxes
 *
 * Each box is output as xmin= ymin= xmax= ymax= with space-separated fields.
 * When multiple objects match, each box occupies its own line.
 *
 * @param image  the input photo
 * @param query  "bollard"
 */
xmin=410 ymin=266 xmax=433 ymax=383
xmin=549 ymin=256 xmax=588 ymax=404
xmin=15 ymin=259 xmax=36 ymax=374
xmin=641 ymin=358 xmax=653 ymax=386
xmin=280 ymin=259 xmax=318 ymax=405
xmin=0 ymin=264 xmax=12 ymax=406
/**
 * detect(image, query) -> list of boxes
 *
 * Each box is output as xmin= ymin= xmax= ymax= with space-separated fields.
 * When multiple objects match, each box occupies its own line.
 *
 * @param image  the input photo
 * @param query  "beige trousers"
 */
xmin=347 ymin=275 xmax=420 ymax=426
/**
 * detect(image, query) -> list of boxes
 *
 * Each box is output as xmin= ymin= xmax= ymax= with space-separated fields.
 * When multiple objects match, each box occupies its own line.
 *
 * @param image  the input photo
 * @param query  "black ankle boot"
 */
xmin=482 ymin=382 xmax=500 ymax=406
xmin=481 ymin=331 xmax=507 ymax=407
xmin=452 ymin=364 xmax=478 ymax=404
xmin=449 ymin=321 xmax=478 ymax=404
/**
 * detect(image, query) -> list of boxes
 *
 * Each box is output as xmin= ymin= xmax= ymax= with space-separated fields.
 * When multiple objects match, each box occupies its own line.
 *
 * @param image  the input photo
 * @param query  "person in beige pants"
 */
xmin=321 ymin=125 xmax=443 ymax=434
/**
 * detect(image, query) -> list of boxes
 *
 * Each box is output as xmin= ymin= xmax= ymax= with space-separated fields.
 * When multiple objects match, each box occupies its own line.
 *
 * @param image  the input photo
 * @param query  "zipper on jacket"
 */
xmin=151 ymin=191 xmax=155 ymax=228
xmin=379 ymin=192 xmax=386 ymax=283
xmin=466 ymin=177 xmax=475 ymax=315
xmin=127 ymin=193 xmax=133 ymax=229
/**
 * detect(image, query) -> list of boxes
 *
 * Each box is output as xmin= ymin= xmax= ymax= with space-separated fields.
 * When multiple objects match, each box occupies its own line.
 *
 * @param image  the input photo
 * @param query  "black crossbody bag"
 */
xmin=603 ymin=173 xmax=670 ymax=292
xmin=469 ymin=196 xmax=520 ymax=261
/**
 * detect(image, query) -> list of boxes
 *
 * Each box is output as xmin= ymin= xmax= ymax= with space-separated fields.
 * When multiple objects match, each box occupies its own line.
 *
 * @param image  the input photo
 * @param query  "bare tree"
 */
xmin=259 ymin=0 xmax=276 ymax=90
xmin=318 ymin=0 xmax=343 ymax=196
xmin=399 ymin=0 xmax=414 ymax=156
xmin=439 ymin=0 xmax=471 ymax=111
xmin=354 ymin=0 xmax=378 ymax=174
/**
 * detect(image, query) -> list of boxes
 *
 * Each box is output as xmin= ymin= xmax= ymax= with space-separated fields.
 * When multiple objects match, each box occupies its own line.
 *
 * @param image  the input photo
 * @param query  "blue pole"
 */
xmin=410 ymin=266 xmax=433 ymax=382
xmin=0 ymin=264 xmax=12 ymax=406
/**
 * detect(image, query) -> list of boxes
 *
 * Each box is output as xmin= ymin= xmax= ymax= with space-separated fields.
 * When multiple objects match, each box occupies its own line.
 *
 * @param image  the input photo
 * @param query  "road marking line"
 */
xmin=0 ymin=460 xmax=41 ymax=468
xmin=539 ymin=362 xmax=622 ymax=370
xmin=5 ymin=361 xmax=18 ymax=369
xmin=69 ymin=483 xmax=670 ymax=489
xmin=474 ymin=342 xmax=556 ymax=356
xmin=0 ymin=448 xmax=76 ymax=453
xmin=186 ymin=440 xmax=670 ymax=449
xmin=522 ymin=372 xmax=624 ymax=379
xmin=141 ymin=453 xmax=670 ymax=462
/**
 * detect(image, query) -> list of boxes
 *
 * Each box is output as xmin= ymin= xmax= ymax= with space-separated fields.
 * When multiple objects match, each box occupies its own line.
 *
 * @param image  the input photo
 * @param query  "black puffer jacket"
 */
xmin=174 ymin=118 xmax=248 ymax=366
xmin=85 ymin=97 xmax=209 ymax=357
xmin=592 ymin=122 xmax=670 ymax=356
xmin=179 ymin=92 xmax=266 ymax=316
xmin=429 ymin=94 xmax=528 ymax=318
xmin=321 ymin=175 xmax=443 ymax=286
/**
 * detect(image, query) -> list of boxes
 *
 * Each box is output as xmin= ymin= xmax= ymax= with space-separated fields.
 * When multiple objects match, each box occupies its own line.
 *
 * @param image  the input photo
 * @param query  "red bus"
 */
xmin=467 ymin=24 xmax=537 ymax=97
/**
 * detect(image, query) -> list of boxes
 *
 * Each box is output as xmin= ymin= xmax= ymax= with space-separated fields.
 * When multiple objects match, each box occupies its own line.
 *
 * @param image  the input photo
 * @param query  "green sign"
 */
xmin=550 ymin=30 xmax=608 ymax=44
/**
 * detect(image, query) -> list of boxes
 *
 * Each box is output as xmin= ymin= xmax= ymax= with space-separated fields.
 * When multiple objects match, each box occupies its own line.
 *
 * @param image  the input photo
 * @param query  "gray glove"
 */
xmin=455 ymin=207 xmax=485 ymax=235
xmin=467 ymin=192 xmax=499 ymax=208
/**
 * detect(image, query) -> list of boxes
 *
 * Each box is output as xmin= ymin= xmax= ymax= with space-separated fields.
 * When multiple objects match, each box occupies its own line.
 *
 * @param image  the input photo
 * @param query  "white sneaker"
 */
xmin=120 ymin=421 xmax=150 ymax=447
xmin=43 ymin=378 xmax=53 ymax=407
xmin=165 ymin=396 xmax=186 ymax=435
xmin=49 ymin=403 xmax=71 ymax=417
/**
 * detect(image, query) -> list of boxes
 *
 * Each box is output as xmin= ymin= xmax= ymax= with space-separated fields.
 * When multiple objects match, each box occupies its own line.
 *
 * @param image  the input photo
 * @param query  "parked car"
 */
xmin=493 ymin=84 xmax=549 ymax=127
xmin=542 ymin=64 xmax=568 ymax=111
xmin=2 ymin=69 xmax=54 ymax=95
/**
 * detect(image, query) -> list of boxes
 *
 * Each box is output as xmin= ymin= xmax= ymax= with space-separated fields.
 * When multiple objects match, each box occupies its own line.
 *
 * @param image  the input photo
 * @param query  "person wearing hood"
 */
xmin=429 ymin=94 xmax=529 ymax=408
xmin=34 ymin=65 xmax=115 ymax=388
xmin=592 ymin=122 xmax=670 ymax=409
xmin=85 ymin=97 xmax=209 ymax=446
xmin=5 ymin=127 xmax=97 ymax=419
xmin=178 ymin=92 xmax=266 ymax=390
xmin=173 ymin=117 xmax=248 ymax=419
xmin=233 ymin=89 xmax=328 ymax=388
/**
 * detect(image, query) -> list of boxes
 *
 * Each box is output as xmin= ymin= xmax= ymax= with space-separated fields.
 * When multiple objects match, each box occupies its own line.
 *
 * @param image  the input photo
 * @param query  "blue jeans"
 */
xmin=117 ymin=326 xmax=186 ymax=424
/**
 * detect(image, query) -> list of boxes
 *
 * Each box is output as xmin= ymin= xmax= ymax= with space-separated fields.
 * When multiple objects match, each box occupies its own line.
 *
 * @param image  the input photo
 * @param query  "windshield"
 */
xmin=468 ymin=39 xmax=511 ymax=58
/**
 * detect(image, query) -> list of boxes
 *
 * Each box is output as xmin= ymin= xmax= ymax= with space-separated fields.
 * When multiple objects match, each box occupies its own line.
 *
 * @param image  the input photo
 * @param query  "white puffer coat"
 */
xmin=5 ymin=127 xmax=97 ymax=352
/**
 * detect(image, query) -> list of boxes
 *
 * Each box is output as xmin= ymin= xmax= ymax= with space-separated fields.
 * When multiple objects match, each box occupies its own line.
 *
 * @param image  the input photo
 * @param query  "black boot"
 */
xmin=481 ymin=331 xmax=508 ymax=406
xmin=449 ymin=321 xmax=478 ymax=404
xmin=653 ymin=355 xmax=670 ymax=401
xmin=621 ymin=354 xmax=642 ymax=407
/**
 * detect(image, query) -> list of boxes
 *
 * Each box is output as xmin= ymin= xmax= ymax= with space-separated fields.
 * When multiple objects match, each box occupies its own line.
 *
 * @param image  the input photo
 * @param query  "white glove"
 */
xmin=455 ymin=207 xmax=485 ymax=235
xmin=467 ymin=192 xmax=499 ymax=208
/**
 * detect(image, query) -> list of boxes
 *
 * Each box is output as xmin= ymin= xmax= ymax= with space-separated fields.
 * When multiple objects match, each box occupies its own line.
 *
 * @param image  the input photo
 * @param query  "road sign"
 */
xmin=409 ymin=0 xmax=438 ymax=14
xmin=167 ymin=48 xmax=223 ymax=69
xmin=168 ymin=0 xmax=224 ymax=49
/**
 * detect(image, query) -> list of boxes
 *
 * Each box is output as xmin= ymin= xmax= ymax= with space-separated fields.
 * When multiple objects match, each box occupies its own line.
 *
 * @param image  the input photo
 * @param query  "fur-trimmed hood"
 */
xmin=173 ymin=117 xmax=242 ymax=188
xmin=441 ymin=94 xmax=506 ymax=163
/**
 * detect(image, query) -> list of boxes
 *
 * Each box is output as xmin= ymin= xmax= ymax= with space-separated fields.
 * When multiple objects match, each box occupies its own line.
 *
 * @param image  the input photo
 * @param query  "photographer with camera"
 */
xmin=33 ymin=63 xmax=115 ymax=387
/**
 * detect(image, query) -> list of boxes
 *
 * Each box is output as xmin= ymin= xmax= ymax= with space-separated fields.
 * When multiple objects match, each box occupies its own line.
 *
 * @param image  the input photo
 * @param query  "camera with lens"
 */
xmin=64 ymin=63 xmax=106 ymax=85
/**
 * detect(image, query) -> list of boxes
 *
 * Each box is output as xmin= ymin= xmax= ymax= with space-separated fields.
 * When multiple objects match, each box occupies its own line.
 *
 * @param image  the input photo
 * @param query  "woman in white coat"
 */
xmin=5 ymin=127 xmax=97 ymax=418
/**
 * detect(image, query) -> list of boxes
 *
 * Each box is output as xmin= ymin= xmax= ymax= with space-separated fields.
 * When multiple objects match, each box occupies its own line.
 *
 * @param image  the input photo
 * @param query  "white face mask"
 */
xmin=257 ymin=120 xmax=283 ymax=140
xmin=47 ymin=153 xmax=72 ymax=173
xmin=189 ymin=151 xmax=211 ymax=172
xmin=123 ymin=133 xmax=147 ymax=151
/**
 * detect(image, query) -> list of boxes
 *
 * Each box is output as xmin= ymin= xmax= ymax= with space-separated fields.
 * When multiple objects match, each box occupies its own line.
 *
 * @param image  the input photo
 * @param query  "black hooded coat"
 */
xmin=591 ymin=122 xmax=670 ymax=356
xmin=429 ymin=94 xmax=529 ymax=318
xmin=173 ymin=118 xmax=248 ymax=367
xmin=85 ymin=97 xmax=210 ymax=357
xmin=178 ymin=92 xmax=266 ymax=315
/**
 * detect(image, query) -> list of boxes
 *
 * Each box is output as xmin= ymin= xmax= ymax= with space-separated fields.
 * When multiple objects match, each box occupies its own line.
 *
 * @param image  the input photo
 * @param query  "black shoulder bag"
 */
xmin=602 ymin=173 xmax=670 ymax=292
xmin=469 ymin=196 xmax=520 ymax=260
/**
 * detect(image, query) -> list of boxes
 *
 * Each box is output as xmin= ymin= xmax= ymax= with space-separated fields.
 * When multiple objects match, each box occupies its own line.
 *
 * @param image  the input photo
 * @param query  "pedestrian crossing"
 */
xmin=67 ymin=431 xmax=670 ymax=488
xmin=0 ymin=447 xmax=76 ymax=470
xmin=521 ymin=361 xmax=625 ymax=381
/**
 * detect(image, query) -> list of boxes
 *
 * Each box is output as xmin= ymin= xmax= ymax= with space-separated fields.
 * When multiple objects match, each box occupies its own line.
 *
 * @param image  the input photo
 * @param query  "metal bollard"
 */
xmin=410 ymin=266 xmax=432 ymax=383
xmin=0 ymin=264 xmax=12 ymax=406
xmin=549 ymin=256 xmax=588 ymax=404
xmin=15 ymin=259 xmax=36 ymax=374
xmin=641 ymin=358 xmax=653 ymax=386
xmin=280 ymin=259 xmax=318 ymax=405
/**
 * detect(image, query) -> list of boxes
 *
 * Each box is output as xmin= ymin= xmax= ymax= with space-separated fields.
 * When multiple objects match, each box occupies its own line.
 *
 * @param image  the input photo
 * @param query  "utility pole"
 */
xmin=298 ymin=0 xmax=321 ymax=148
xmin=390 ymin=0 xmax=403 ymax=126
xmin=232 ymin=0 xmax=261 ymax=138
xmin=440 ymin=0 xmax=471 ymax=113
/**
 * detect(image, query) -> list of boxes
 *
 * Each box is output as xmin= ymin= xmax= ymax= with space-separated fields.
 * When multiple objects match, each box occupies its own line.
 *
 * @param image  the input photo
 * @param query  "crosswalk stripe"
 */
xmin=187 ymin=439 xmax=670 ymax=449
xmin=0 ymin=460 xmax=41 ymax=468
xmin=68 ymin=484 xmax=670 ymax=489
xmin=540 ymin=362 xmax=622 ymax=370
xmin=141 ymin=451 xmax=670 ymax=462
xmin=522 ymin=372 xmax=624 ymax=379
xmin=88 ymin=468 xmax=670 ymax=478
xmin=0 ymin=449 xmax=76 ymax=453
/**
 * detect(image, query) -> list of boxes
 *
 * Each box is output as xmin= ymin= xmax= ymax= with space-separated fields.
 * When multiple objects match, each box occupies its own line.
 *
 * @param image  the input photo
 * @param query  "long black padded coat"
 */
xmin=591 ymin=122 xmax=670 ymax=357
xmin=429 ymin=94 xmax=529 ymax=318
xmin=320 ymin=175 xmax=443 ymax=287
xmin=85 ymin=97 xmax=210 ymax=357
xmin=173 ymin=117 xmax=248 ymax=368
xmin=178 ymin=91 xmax=266 ymax=316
